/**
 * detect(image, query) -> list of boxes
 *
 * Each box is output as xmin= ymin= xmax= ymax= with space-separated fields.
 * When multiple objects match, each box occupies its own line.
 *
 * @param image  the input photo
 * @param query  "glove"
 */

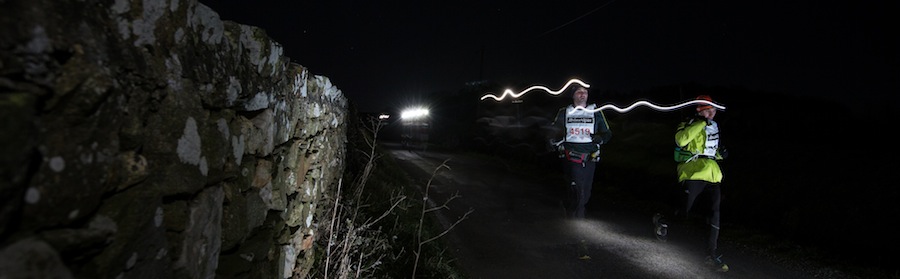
xmin=591 ymin=133 xmax=606 ymax=145
xmin=689 ymin=117 xmax=709 ymax=126
xmin=590 ymin=150 xmax=600 ymax=162
xmin=555 ymin=142 xmax=565 ymax=158
xmin=719 ymin=148 xmax=729 ymax=160
xmin=546 ymin=139 xmax=557 ymax=152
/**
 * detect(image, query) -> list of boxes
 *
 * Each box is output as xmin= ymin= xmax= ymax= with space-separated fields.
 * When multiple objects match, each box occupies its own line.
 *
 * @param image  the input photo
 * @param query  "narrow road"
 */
xmin=384 ymin=142 xmax=817 ymax=279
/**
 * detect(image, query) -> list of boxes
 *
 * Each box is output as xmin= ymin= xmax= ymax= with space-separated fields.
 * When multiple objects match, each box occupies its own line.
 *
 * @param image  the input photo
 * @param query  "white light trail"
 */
xmin=480 ymin=79 xmax=591 ymax=101
xmin=568 ymin=99 xmax=726 ymax=114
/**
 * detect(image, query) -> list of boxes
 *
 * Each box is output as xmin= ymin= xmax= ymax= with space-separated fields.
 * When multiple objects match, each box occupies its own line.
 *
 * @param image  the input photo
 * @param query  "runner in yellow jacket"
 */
xmin=675 ymin=109 xmax=724 ymax=183
xmin=654 ymin=95 xmax=730 ymax=272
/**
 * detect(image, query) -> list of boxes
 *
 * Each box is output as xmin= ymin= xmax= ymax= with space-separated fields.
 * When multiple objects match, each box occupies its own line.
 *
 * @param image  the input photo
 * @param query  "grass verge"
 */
xmin=307 ymin=115 xmax=467 ymax=278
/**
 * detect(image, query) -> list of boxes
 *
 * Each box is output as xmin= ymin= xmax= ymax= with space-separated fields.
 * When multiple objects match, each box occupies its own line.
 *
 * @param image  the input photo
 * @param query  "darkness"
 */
xmin=201 ymin=0 xmax=898 ymax=113
xmin=201 ymin=0 xmax=899 ymax=274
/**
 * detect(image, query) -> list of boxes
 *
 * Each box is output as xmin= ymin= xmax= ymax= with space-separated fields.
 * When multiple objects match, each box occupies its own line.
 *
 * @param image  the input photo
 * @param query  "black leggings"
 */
xmin=682 ymin=180 xmax=722 ymax=256
xmin=564 ymin=160 xmax=596 ymax=218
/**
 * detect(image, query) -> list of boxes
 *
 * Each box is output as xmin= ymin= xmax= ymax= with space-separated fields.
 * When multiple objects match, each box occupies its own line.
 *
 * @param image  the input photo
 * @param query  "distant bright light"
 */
xmin=401 ymin=108 xmax=429 ymax=120
xmin=378 ymin=114 xmax=390 ymax=120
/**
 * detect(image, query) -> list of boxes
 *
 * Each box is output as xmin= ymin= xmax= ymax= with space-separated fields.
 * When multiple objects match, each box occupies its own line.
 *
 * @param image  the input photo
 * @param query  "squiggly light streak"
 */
xmin=549 ymin=99 xmax=726 ymax=147
xmin=480 ymin=79 xmax=590 ymax=101
xmin=568 ymin=100 xmax=726 ymax=114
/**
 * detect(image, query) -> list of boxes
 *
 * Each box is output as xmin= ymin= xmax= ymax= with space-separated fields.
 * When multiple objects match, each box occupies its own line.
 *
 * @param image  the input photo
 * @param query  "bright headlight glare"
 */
xmin=401 ymin=108 xmax=429 ymax=119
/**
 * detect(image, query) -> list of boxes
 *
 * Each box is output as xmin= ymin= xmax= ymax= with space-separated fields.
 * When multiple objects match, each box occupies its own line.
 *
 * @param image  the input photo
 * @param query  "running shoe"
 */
xmin=652 ymin=213 xmax=668 ymax=241
xmin=705 ymin=254 xmax=729 ymax=272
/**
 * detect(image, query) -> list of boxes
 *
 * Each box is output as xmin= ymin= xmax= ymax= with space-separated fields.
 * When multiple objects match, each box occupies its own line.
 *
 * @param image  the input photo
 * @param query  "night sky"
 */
xmin=200 ymin=0 xmax=898 ymax=113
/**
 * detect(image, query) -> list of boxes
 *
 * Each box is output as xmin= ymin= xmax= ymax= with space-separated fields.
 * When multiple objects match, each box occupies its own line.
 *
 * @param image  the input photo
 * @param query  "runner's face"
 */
xmin=573 ymin=88 xmax=588 ymax=104
xmin=699 ymin=108 xmax=716 ymax=119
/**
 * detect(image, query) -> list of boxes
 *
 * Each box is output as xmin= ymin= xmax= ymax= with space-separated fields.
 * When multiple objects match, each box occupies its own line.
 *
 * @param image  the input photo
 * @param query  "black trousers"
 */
xmin=564 ymin=160 xmax=596 ymax=218
xmin=682 ymin=180 xmax=722 ymax=256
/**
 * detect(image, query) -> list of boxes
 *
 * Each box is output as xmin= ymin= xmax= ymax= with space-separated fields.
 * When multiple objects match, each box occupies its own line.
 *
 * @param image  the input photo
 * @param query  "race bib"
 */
xmin=565 ymin=105 xmax=595 ymax=143
xmin=702 ymin=121 xmax=719 ymax=157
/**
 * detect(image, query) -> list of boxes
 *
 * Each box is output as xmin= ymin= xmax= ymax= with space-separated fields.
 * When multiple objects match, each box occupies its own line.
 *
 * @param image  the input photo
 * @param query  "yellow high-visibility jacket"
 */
xmin=675 ymin=118 xmax=723 ymax=183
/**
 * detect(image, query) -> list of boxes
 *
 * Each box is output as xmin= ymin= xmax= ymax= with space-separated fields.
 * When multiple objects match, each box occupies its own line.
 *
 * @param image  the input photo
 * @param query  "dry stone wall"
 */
xmin=0 ymin=0 xmax=347 ymax=278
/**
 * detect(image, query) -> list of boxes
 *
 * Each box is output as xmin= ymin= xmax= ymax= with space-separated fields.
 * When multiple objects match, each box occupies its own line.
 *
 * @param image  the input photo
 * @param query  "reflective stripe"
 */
xmin=701 ymin=120 xmax=719 ymax=157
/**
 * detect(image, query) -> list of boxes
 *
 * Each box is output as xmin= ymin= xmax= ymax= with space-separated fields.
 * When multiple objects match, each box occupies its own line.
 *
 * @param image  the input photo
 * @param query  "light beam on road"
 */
xmin=566 ymin=219 xmax=714 ymax=277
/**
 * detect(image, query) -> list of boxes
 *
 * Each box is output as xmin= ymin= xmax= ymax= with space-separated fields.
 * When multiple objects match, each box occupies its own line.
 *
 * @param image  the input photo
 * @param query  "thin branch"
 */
xmin=324 ymin=178 xmax=344 ymax=279
xmin=421 ymin=208 xmax=475 ymax=244
xmin=423 ymin=191 xmax=462 ymax=213
xmin=364 ymin=195 xmax=407 ymax=226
